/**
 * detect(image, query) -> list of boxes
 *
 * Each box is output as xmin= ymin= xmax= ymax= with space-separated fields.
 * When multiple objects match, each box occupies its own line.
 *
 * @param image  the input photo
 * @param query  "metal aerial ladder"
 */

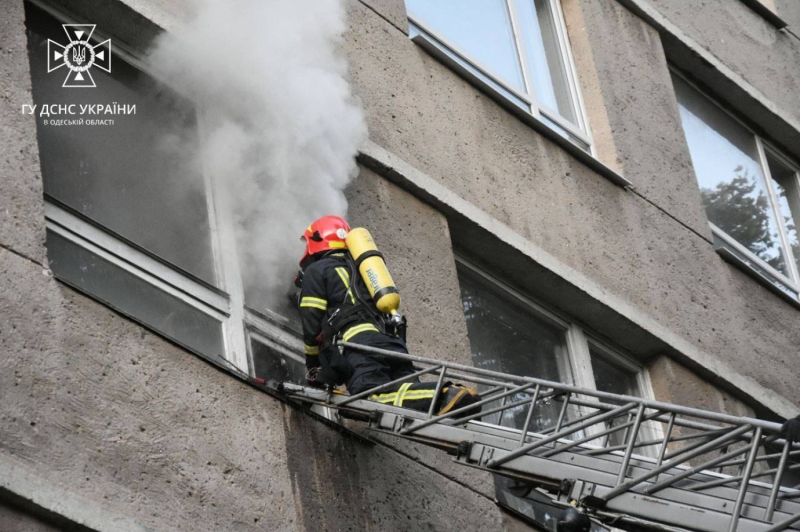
xmin=260 ymin=341 xmax=800 ymax=532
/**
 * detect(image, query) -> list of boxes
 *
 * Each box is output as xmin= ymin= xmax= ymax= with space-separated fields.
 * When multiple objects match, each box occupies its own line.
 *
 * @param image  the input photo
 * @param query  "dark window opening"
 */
xmin=26 ymin=1 xmax=217 ymax=286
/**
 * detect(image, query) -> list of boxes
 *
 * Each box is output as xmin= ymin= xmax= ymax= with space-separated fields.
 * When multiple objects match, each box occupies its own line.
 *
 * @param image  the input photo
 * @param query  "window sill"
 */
xmin=712 ymin=234 xmax=800 ymax=309
xmin=409 ymin=26 xmax=631 ymax=190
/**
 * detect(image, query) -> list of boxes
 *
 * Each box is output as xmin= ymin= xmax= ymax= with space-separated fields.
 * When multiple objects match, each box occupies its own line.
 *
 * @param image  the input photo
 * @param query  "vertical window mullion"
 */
xmin=506 ymin=0 xmax=540 ymax=115
xmin=200 ymin=140 xmax=224 ymax=295
xmin=197 ymin=113 xmax=250 ymax=372
xmin=566 ymin=324 xmax=604 ymax=442
xmin=407 ymin=0 xmax=593 ymax=151
xmin=757 ymin=137 xmax=800 ymax=285
xmin=548 ymin=0 xmax=588 ymax=135
xmin=214 ymin=196 xmax=250 ymax=373
xmin=565 ymin=324 xmax=596 ymax=390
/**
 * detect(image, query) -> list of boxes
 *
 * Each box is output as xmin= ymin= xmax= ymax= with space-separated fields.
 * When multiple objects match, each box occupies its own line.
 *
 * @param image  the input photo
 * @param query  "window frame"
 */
xmin=671 ymin=68 xmax=800 ymax=306
xmin=454 ymin=256 xmax=657 ymax=408
xmin=406 ymin=0 xmax=594 ymax=152
xmin=738 ymin=0 xmax=788 ymax=29
xmin=32 ymin=0 xmax=304 ymax=375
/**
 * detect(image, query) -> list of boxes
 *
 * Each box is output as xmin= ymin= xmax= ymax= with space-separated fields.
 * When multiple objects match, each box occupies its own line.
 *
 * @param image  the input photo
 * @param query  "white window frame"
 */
xmin=34 ymin=0 xmax=304 ymax=376
xmin=672 ymin=68 xmax=800 ymax=307
xmin=406 ymin=0 xmax=594 ymax=153
xmin=455 ymin=256 xmax=661 ymax=454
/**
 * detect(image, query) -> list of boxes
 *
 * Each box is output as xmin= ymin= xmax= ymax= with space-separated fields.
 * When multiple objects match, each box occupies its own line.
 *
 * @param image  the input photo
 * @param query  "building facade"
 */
xmin=1 ymin=0 xmax=799 ymax=530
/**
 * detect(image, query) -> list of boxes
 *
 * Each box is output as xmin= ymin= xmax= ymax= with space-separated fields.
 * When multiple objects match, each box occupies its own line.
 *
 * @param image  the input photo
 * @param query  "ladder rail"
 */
xmin=768 ymin=442 xmax=794 ymax=520
xmin=278 ymin=342 xmax=800 ymax=531
xmin=283 ymin=384 xmax=800 ymax=531
xmin=582 ymin=426 xmax=729 ymax=456
xmin=340 ymin=341 xmax=789 ymax=436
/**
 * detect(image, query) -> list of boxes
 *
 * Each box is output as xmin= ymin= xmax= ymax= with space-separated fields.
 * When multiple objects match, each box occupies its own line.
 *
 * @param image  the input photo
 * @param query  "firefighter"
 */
xmin=295 ymin=215 xmax=479 ymax=415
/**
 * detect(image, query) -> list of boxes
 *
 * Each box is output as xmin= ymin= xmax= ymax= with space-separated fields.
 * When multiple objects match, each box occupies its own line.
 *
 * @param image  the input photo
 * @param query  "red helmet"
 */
xmin=299 ymin=216 xmax=351 ymax=268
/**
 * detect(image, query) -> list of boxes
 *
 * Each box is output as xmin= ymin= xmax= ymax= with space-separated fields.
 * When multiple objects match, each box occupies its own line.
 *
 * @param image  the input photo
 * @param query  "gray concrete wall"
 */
xmin=342 ymin=0 xmax=800 ymax=410
xmin=1 ymin=242 xmax=505 ymax=531
xmin=345 ymin=167 xmax=472 ymax=366
xmin=0 ymin=0 xmax=46 ymax=264
xmin=648 ymin=355 xmax=757 ymax=420
xmin=0 ymin=0 xmax=520 ymax=530
xmin=648 ymin=0 xmax=800 ymax=123
xmin=647 ymin=354 xmax=767 ymax=474
xmin=776 ymin=0 xmax=800 ymax=31
xmin=357 ymin=0 xmax=408 ymax=35
xmin=1 ymin=247 xmax=296 ymax=532
xmin=344 ymin=167 xmax=497 ymax=497
xmin=4 ymin=0 xmax=800 ymax=529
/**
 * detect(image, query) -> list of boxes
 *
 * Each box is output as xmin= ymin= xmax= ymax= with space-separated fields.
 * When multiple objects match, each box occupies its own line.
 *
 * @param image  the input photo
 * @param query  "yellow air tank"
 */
xmin=345 ymin=228 xmax=401 ymax=316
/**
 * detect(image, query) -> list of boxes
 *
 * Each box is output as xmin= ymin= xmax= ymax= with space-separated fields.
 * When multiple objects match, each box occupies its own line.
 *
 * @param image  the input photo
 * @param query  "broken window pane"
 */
xmin=26 ymin=3 xmax=217 ymax=286
xmin=250 ymin=337 xmax=306 ymax=385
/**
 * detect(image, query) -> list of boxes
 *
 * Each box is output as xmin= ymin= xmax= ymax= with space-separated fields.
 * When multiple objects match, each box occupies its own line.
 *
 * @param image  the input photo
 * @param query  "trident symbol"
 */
xmin=72 ymin=46 xmax=86 ymax=65
xmin=47 ymin=24 xmax=111 ymax=87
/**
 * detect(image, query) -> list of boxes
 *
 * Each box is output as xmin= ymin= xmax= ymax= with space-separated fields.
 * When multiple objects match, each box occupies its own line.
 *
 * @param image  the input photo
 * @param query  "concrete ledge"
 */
xmin=614 ymin=0 xmax=800 ymax=163
xmin=358 ymin=139 xmax=797 ymax=419
xmin=0 ymin=453 xmax=152 ymax=532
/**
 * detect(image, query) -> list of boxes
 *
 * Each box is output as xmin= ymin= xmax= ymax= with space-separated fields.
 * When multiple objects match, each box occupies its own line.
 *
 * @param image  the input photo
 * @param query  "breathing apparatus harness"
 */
xmin=320 ymin=252 xmax=406 ymax=350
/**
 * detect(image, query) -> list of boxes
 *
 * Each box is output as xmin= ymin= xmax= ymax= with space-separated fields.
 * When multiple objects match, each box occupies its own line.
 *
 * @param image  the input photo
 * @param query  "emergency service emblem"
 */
xmin=47 ymin=24 xmax=111 ymax=88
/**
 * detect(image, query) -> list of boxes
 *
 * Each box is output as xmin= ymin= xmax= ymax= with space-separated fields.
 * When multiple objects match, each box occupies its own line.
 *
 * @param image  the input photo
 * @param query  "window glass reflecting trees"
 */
xmin=673 ymin=72 xmax=800 ymax=299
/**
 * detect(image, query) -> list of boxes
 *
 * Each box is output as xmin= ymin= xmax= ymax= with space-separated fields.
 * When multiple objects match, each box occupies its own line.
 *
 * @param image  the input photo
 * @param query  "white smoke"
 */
xmin=148 ymin=0 xmax=366 ymax=312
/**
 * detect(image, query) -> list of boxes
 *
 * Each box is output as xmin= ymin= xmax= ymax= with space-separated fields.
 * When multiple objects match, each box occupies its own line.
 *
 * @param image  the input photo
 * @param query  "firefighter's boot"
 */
xmin=437 ymin=384 xmax=481 ymax=419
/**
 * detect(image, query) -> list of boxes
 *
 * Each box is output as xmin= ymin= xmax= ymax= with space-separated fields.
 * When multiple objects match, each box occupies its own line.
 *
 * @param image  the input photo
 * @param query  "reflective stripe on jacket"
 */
xmin=299 ymin=253 xmax=379 ymax=368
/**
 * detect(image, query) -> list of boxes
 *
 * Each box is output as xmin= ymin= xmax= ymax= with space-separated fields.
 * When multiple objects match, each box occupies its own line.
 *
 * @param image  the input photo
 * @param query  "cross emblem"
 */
xmin=47 ymin=24 xmax=111 ymax=88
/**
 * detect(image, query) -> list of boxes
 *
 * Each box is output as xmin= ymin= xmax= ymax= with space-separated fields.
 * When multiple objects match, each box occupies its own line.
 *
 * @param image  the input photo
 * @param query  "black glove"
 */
xmin=306 ymin=366 xmax=326 ymax=389
xmin=781 ymin=415 xmax=800 ymax=445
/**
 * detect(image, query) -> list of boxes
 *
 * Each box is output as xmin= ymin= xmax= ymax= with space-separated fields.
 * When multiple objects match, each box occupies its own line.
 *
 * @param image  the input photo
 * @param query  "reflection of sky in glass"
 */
xmin=458 ymin=265 xmax=568 ymax=432
xmin=517 ymin=0 xmax=577 ymax=124
xmin=672 ymin=75 xmax=788 ymax=275
xmin=407 ymin=0 xmax=525 ymax=92
xmin=766 ymin=152 xmax=800 ymax=275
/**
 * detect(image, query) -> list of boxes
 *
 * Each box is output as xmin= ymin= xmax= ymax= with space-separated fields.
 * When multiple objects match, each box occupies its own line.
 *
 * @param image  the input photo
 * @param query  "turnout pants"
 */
xmin=343 ymin=334 xmax=480 ymax=416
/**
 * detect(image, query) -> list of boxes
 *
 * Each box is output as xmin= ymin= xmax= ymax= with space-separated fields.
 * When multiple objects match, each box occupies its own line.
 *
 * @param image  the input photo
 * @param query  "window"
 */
xmin=588 ymin=344 xmax=646 ymax=448
xmin=672 ymin=71 xmax=800 ymax=304
xmin=26 ymin=1 xmax=303 ymax=374
xmin=405 ymin=0 xmax=592 ymax=151
xmin=459 ymin=260 xmax=574 ymax=432
xmin=456 ymin=258 xmax=658 ymax=529
xmin=457 ymin=258 xmax=655 ymax=432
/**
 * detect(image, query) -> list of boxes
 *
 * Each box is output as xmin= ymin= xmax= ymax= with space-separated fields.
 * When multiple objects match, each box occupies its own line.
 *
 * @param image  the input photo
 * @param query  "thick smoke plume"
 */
xmin=149 ymin=0 xmax=366 ymax=313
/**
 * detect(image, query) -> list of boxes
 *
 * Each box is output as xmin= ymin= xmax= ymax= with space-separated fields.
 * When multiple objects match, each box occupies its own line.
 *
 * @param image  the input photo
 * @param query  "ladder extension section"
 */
xmin=275 ymin=342 xmax=800 ymax=532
